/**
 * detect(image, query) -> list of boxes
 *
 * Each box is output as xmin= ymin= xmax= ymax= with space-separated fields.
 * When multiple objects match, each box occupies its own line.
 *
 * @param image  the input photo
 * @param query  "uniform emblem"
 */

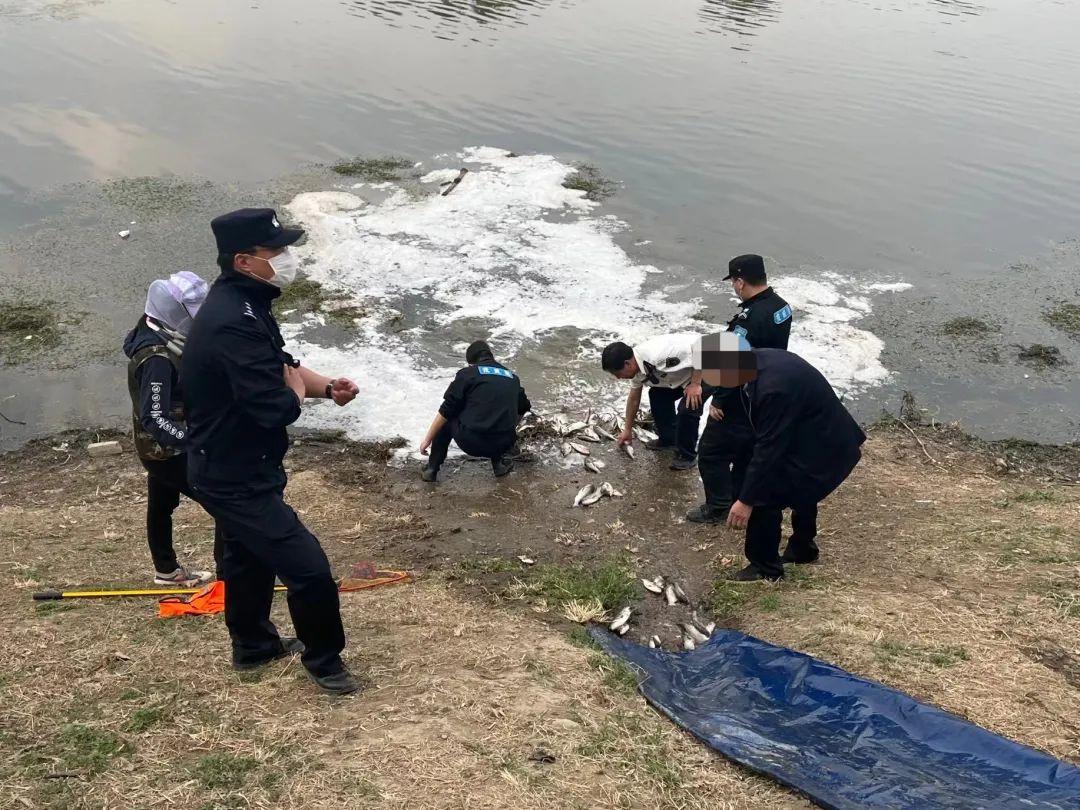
xmin=242 ymin=301 xmax=256 ymax=320
xmin=477 ymin=366 xmax=514 ymax=378
xmin=733 ymin=325 xmax=749 ymax=340
xmin=773 ymin=305 xmax=792 ymax=324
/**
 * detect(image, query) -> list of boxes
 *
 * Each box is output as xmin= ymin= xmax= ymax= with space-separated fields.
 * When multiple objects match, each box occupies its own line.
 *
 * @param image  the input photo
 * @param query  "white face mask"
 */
xmin=265 ymin=248 xmax=299 ymax=288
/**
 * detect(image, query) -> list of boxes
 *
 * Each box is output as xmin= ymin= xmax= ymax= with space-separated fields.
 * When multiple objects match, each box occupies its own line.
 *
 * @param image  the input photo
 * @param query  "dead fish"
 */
xmin=593 ymin=425 xmax=617 ymax=441
xmin=580 ymin=488 xmax=604 ymax=506
xmin=584 ymin=458 xmax=601 ymax=474
xmin=577 ymin=427 xmax=602 ymax=442
xmin=672 ymin=582 xmax=691 ymax=605
xmin=617 ymin=624 xmax=630 ymax=636
xmin=607 ymin=484 xmax=624 ymax=498
xmin=683 ymin=623 xmax=710 ymax=645
xmin=641 ymin=578 xmax=663 ymax=594
xmin=609 ymin=606 xmax=632 ymax=631
xmin=682 ymin=634 xmax=697 ymax=651
xmin=569 ymin=442 xmax=591 ymax=456
xmin=560 ymin=442 xmax=573 ymax=457
xmin=649 ymin=635 xmax=663 ymax=649
xmin=664 ymin=584 xmax=678 ymax=606
xmin=518 ymin=555 xmax=536 ymax=566
xmin=691 ymin=612 xmax=715 ymax=637
xmin=622 ymin=444 xmax=635 ymax=459
xmin=563 ymin=421 xmax=588 ymax=435
xmin=599 ymin=481 xmax=615 ymax=497
xmin=573 ymin=484 xmax=597 ymax=507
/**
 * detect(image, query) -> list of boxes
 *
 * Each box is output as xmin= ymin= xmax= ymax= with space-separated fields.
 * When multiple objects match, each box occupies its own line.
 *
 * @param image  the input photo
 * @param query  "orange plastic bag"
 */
xmin=158 ymin=580 xmax=225 ymax=617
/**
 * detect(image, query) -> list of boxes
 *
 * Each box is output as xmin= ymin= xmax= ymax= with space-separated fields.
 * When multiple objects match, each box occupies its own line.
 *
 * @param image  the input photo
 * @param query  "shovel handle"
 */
xmin=33 ymin=590 xmax=63 ymax=601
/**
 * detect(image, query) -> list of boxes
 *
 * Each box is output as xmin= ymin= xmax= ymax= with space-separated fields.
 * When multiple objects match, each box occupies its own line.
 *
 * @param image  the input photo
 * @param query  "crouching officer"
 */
xmin=123 ymin=271 xmax=222 ymax=585
xmin=689 ymin=254 xmax=794 ymax=523
xmin=182 ymin=208 xmax=362 ymax=696
xmin=419 ymin=340 xmax=531 ymax=482
xmin=703 ymin=336 xmax=865 ymax=581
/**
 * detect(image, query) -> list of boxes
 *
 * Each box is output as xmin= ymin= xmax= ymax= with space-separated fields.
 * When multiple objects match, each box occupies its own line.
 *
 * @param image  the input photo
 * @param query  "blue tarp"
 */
xmin=590 ymin=627 xmax=1080 ymax=810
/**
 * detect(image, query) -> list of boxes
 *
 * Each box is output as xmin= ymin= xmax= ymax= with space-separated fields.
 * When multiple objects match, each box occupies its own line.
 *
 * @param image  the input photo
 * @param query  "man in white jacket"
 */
xmin=601 ymin=333 xmax=707 ymax=471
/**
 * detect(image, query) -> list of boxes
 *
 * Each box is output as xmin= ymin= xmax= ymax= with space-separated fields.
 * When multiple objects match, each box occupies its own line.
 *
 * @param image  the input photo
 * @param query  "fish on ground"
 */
xmin=580 ymin=487 xmax=604 ymax=506
xmin=664 ymin=584 xmax=678 ymax=606
xmin=609 ymin=606 xmax=632 ymax=631
xmin=622 ymin=444 xmax=635 ymax=459
xmin=573 ymin=484 xmax=597 ymax=507
xmin=642 ymin=576 xmax=664 ymax=594
xmin=569 ymin=442 xmax=591 ymax=456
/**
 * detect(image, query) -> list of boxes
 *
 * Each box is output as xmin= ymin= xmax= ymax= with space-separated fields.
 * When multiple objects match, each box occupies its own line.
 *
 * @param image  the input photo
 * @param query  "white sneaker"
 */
xmin=154 ymin=567 xmax=213 ymax=586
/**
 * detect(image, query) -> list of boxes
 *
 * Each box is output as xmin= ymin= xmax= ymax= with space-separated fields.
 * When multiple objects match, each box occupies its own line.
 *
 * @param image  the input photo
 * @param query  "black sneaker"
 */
xmin=306 ymin=667 xmax=363 ymax=696
xmin=233 ymin=637 xmax=305 ymax=671
xmin=491 ymin=456 xmax=514 ymax=478
xmin=781 ymin=546 xmax=820 ymax=564
xmin=644 ymin=439 xmax=674 ymax=451
xmin=686 ymin=504 xmax=727 ymax=524
xmin=420 ymin=465 xmax=438 ymax=483
xmin=728 ymin=565 xmax=783 ymax=583
xmin=670 ymin=455 xmax=697 ymax=471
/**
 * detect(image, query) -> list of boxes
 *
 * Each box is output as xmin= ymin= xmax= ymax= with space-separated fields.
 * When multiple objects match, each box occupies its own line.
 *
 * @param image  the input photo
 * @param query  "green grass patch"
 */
xmin=1018 ymin=343 xmax=1064 ymax=368
xmin=58 ymin=724 xmax=132 ymax=773
xmin=1013 ymin=488 xmax=1058 ymax=503
xmin=566 ymin=625 xmax=601 ymax=650
xmin=874 ymin=640 xmax=969 ymax=669
xmin=192 ymin=753 xmax=259 ymax=790
xmin=576 ymin=714 xmax=683 ymax=791
xmin=453 ymin=555 xmax=520 ymax=576
xmin=562 ymin=164 xmax=617 ymax=201
xmin=1044 ymin=303 xmax=1080 ymax=336
xmin=530 ymin=557 xmax=635 ymax=610
xmin=330 ymin=155 xmax=413 ymax=181
xmin=587 ymin=653 xmax=640 ymax=695
xmin=709 ymin=580 xmax=754 ymax=618
xmin=942 ymin=316 xmax=994 ymax=337
xmin=127 ymin=705 xmax=166 ymax=733
xmin=759 ymin=593 xmax=781 ymax=612
xmin=34 ymin=601 xmax=78 ymax=616
xmin=274 ymin=275 xmax=331 ymax=312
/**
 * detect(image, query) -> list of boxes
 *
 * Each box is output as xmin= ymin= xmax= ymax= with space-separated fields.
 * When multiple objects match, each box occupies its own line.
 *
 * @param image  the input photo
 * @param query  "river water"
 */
xmin=1 ymin=0 xmax=1078 ymax=449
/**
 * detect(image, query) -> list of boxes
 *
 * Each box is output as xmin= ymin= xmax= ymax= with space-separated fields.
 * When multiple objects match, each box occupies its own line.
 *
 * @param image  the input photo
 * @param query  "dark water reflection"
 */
xmin=699 ymin=0 xmax=781 ymax=39
xmin=342 ymin=0 xmax=566 ymax=42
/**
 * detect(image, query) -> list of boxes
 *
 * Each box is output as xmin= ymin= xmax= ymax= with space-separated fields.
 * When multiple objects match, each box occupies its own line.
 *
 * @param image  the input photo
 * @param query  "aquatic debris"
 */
xmin=622 ymin=444 xmax=635 ymax=460
xmin=609 ymin=606 xmax=631 ymax=632
xmin=664 ymin=584 xmax=678 ymax=606
xmin=569 ymin=442 xmax=591 ymax=456
xmin=561 ymin=598 xmax=606 ymax=624
xmin=440 ymin=167 xmax=468 ymax=197
xmin=518 ymin=555 xmax=536 ymax=566
xmin=118 ymin=229 xmax=131 ymax=240
xmin=573 ymin=484 xmax=597 ymax=507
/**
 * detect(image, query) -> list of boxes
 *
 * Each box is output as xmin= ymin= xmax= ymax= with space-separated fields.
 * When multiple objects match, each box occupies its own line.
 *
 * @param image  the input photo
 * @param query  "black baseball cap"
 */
xmin=722 ymin=253 xmax=767 ymax=282
xmin=211 ymin=208 xmax=304 ymax=255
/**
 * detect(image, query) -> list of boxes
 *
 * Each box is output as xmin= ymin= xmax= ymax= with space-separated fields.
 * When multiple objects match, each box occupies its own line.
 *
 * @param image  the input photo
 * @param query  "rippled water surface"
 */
xmin=1 ymin=0 xmax=1078 ymax=445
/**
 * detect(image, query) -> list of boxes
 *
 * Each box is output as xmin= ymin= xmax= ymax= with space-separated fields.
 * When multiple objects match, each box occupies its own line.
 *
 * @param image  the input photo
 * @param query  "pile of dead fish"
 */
xmin=573 ymin=481 xmax=623 ymax=507
xmin=607 ymin=575 xmax=717 ymax=651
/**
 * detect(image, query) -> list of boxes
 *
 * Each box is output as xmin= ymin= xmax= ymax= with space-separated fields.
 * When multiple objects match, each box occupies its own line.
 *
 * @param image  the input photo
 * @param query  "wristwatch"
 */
xmin=325 ymin=380 xmax=335 ymax=399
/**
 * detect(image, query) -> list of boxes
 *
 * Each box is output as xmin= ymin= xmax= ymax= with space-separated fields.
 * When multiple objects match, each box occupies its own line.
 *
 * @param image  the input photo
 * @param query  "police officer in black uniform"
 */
xmin=419 ymin=340 xmax=532 ymax=481
xmin=715 ymin=347 xmax=866 ymax=581
xmin=182 ymin=208 xmax=362 ymax=696
xmin=687 ymin=254 xmax=793 ymax=523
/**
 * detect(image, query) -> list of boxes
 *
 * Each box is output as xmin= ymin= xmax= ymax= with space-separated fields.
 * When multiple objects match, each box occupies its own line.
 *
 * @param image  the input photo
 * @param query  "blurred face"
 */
xmin=234 ymin=245 xmax=287 ymax=282
xmin=701 ymin=350 xmax=758 ymax=388
xmin=610 ymin=357 xmax=639 ymax=380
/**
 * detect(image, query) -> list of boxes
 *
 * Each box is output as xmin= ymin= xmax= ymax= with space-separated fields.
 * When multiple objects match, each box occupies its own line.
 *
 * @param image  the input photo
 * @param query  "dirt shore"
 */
xmin=0 ymin=423 xmax=1077 ymax=809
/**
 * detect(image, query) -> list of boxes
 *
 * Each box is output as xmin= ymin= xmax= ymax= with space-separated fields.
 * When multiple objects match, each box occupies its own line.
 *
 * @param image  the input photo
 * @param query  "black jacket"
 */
xmin=123 ymin=319 xmax=187 ymax=450
xmin=727 ymin=287 xmax=792 ymax=349
xmin=736 ymin=349 xmax=865 ymax=507
xmin=180 ymin=270 xmax=301 ymax=482
xmin=439 ymin=358 xmax=531 ymax=436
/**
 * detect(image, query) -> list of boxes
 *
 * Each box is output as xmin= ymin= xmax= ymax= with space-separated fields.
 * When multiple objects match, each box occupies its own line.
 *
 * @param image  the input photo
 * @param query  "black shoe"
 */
xmin=233 ymin=637 xmax=305 ymax=671
xmin=781 ymin=545 xmax=820 ymax=564
xmin=492 ymin=456 xmax=514 ymax=477
xmin=728 ymin=565 xmax=783 ymax=583
xmin=669 ymin=455 xmax=697 ymax=471
xmin=644 ymin=439 xmax=674 ymax=451
xmin=306 ymin=667 xmax=363 ymax=696
xmin=420 ymin=465 xmax=438 ymax=483
xmin=686 ymin=504 xmax=727 ymax=524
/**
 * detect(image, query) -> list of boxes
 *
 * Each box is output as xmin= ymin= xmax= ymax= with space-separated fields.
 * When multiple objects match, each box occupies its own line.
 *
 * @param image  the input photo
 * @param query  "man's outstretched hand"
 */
xmin=330 ymin=377 xmax=359 ymax=406
xmin=727 ymin=500 xmax=753 ymax=529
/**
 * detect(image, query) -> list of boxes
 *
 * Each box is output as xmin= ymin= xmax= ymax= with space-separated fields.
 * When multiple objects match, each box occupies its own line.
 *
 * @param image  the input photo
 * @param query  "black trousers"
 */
xmin=697 ymin=413 xmax=755 ymax=511
xmin=140 ymin=454 xmax=223 ymax=575
xmin=648 ymin=386 xmax=706 ymax=461
xmin=191 ymin=465 xmax=346 ymax=678
xmin=427 ymin=418 xmax=515 ymax=471
xmin=732 ymin=456 xmax=820 ymax=578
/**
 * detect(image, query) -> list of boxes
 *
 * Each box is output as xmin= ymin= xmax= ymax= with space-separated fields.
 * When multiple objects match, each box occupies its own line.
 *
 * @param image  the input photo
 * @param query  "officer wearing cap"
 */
xmin=182 ymin=208 xmax=362 ymax=696
xmin=687 ymin=254 xmax=796 ymax=523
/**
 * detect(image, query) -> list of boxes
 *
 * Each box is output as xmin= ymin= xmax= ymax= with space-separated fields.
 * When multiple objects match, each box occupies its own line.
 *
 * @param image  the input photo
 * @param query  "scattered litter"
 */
xmin=440 ymin=168 xmax=468 ymax=197
xmin=87 ymin=440 xmax=123 ymax=457
xmin=118 ymin=230 xmax=131 ymax=239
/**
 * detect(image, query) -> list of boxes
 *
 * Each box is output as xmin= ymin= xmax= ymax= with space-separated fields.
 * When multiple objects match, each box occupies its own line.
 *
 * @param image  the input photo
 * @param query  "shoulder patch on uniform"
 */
xmin=736 ymin=311 xmax=748 ymax=320
xmin=477 ymin=365 xmax=514 ymax=379
xmin=773 ymin=305 xmax=792 ymax=325
xmin=732 ymin=325 xmax=749 ymax=340
xmin=242 ymin=301 xmax=257 ymax=320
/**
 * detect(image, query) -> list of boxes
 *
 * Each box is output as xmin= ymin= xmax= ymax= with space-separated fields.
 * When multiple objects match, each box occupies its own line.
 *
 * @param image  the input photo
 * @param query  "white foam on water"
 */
xmin=282 ymin=147 xmax=910 ymax=447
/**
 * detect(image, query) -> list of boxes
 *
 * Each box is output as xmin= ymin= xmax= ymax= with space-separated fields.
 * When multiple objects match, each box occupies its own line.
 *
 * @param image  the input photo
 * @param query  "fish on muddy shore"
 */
xmin=649 ymin=634 xmax=663 ymax=649
xmin=573 ymin=484 xmax=597 ymax=507
xmin=563 ymin=421 xmax=589 ymax=436
xmin=664 ymin=584 xmax=678 ymax=606
xmin=691 ymin=612 xmax=715 ymax=636
xmin=672 ymin=582 xmax=691 ymax=605
xmin=577 ymin=427 xmax=602 ymax=442
xmin=580 ymin=487 xmax=604 ymax=506
xmin=609 ymin=606 xmax=632 ymax=631
xmin=622 ymin=444 xmax=635 ymax=459
xmin=641 ymin=576 xmax=663 ymax=594
xmin=617 ymin=624 xmax=630 ymax=636
xmin=518 ymin=555 xmax=537 ymax=566
xmin=683 ymin=623 xmax=710 ymax=645
xmin=560 ymin=442 xmax=573 ymax=457
xmin=592 ymin=425 xmax=616 ymax=441
xmin=569 ymin=442 xmax=591 ymax=456
xmin=682 ymin=634 xmax=696 ymax=651
xmin=634 ymin=427 xmax=659 ymax=444
xmin=599 ymin=482 xmax=624 ymax=498
xmin=584 ymin=458 xmax=602 ymax=474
